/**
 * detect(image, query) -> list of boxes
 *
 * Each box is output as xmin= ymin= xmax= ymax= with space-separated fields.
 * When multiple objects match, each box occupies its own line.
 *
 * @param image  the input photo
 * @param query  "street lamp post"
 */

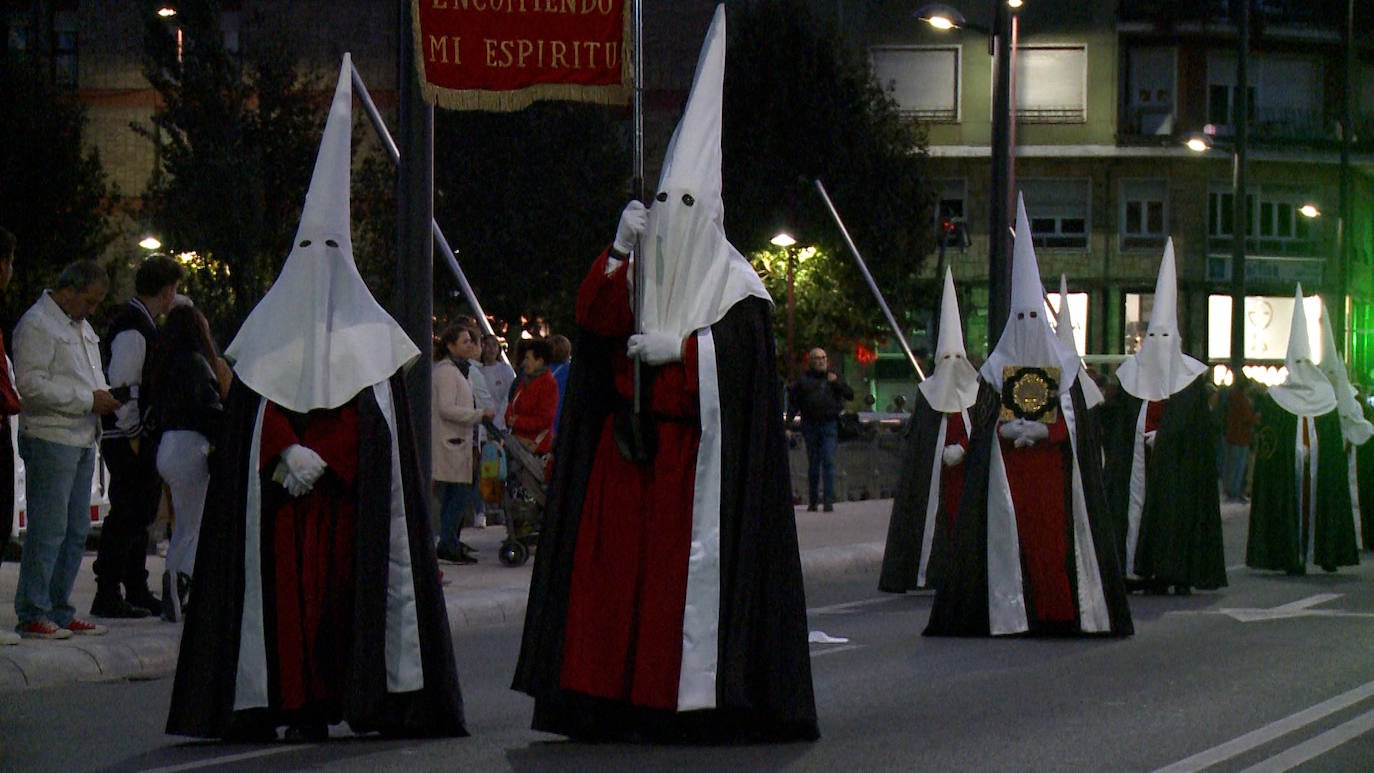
xmin=916 ymin=2 xmax=1019 ymax=346
xmin=772 ymin=231 xmax=799 ymax=376
xmin=1230 ymin=0 xmax=1250 ymax=380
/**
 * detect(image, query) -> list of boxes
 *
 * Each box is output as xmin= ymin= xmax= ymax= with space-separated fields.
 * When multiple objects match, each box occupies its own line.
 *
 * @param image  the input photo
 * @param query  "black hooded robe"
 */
xmin=924 ymin=380 xmax=1133 ymax=637
xmin=511 ymin=291 xmax=818 ymax=743
xmin=1101 ymin=375 xmax=1227 ymax=591
xmin=165 ymin=374 xmax=465 ymax=739
xmin=879 ymin=392 xmax=965 ymax=593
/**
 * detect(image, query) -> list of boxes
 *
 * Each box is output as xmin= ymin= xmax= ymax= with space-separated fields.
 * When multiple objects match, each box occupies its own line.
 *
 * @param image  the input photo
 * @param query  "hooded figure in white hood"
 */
xmin=1102 ymin=239 xmax=1225 ymax=595
xmin=167 ymin=54 xmax=466 ymax=742
xmin=1248 ymin=285 xmax=1358 ymax=574
xmin=1315 ymin=301 xmax=1374 ymax=549
xmin=880 ymin=268 xmax=978 ymax=593
xmin=925 ymin=194 xmax=1131 ymax=638
xmin=513 ymin=5 xmax=818 ymax=743
xmin=1053 ymin=275 xmax=1104 ymax=409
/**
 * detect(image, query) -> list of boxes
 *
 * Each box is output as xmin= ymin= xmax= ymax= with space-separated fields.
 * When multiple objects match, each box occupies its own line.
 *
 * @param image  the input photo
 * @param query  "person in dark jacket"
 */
xmin=148 ymin=303 xmax=225 ymax=622
xmin=787 ymin=348 xmax=854 ymax=511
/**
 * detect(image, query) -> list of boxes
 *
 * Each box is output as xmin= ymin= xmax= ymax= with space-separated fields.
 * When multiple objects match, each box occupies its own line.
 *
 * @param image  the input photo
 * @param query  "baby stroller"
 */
xmin=479 ymin=421 xmax=545 ymax=566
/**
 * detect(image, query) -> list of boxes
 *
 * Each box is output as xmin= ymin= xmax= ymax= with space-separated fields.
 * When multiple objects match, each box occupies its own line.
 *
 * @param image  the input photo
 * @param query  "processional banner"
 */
xmin=412 ymin=0 xmax=631 ymax=111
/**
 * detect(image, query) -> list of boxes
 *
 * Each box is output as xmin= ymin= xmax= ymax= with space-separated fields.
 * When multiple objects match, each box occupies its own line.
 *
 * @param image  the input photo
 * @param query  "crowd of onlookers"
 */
xmin=428 ymin=317 xmax=569 ymax=566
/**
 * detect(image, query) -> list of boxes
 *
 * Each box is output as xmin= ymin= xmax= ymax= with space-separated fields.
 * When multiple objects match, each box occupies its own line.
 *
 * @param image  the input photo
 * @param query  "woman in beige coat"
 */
xmin=432 ymin=322 xmax=493 ymax=564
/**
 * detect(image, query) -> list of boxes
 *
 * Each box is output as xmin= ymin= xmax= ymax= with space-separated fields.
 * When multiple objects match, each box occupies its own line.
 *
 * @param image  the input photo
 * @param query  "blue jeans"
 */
xmin=436 ymin=481 xmax=474 ymax=552
xmin=801 ymin=421 xmax=839 ymax=506
xmin=1222 ymin=442 xmax=1250 ymax=499
xmin=15 ymin=435 xmax=96 ymax=626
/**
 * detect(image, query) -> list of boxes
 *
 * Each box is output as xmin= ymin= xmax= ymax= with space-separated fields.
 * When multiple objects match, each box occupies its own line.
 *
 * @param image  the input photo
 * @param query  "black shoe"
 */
xmin=436 ymin=545 xmax=464 ymax=564
xmin=459 ymin=541 xmax=480 ymax=554
xmin=91 ymin=590 xmax=150 ymax=619
xmin=284 ymin=723 xmax=329 ymax=743
xmin=822 ymin=503 xmax=834 ymax=512
xmin=125 ymin=586 xmax=162 ymax=616
xmin=456 ymin=548 xmax=478 ymax=565
xmin=806 ymin=504 xmax=818 ymax=512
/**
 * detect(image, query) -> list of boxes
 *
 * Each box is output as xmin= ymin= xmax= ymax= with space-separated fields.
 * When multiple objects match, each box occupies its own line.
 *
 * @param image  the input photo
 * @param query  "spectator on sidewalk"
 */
xmin=0 ymin=229 xmax=21 ymax=646
xmin=505 ymin=338 xmax=557 ymax=456
xmin=476 ymin=334 xmax=516 ymax=432
xmin=1222 ymin=376 xmax=1260 ymax=503
xmin=147 ymin=304 xmax=224 ymax=622
xmin=12 ymin=259 xmax=118 ymax=639
xmin=432 ymin=322 xmax=492 ymax=565
xmin=787 ymin=347 xmax=854 ymax=511
xmin=549 ymin=333 xmax=572 ymax=425
xmin=92 ymin=253 xmax=184 ymax=619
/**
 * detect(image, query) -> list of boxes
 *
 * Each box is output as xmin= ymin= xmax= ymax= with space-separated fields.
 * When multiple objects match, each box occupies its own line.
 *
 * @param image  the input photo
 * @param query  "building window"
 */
xmin=53 ymin=12 xmax=77 ymax=87
xmin=221 ymin=11 xmax=242 ymax=54
xmin=6 ymin=15 xmax=29 ymax=54
xmin=870 ymin=45 xmax=959 ymax=122
xmin=1124 ymin=46 xmax=1175 ymax=136
xmin=1124 ymin=292 xmax=1154 ymax=355
xmin=1207 ymin=185 xmax=1317 ymax=257
xmin=1021 ymin=178 xmax=1090 ymax=250
xmin=1016 ymin=45 xmax=1086 ymax=124
xmin=1207 ymin=52 xmax=1321 ymax=138
xmin=934 ymin=178 xmax=967 ymax=248
xmin=1120 ymin=179 xmax=1167 ymax=252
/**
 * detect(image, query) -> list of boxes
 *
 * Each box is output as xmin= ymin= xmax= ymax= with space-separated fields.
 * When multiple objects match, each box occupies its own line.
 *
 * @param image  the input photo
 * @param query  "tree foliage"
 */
xmin=0 ymin=54 xmax=114 ymax=322
xmin=724 ymin=0 xmax=936 ymax=362
xmin=138 ymin=0 xmax=323 ymax=342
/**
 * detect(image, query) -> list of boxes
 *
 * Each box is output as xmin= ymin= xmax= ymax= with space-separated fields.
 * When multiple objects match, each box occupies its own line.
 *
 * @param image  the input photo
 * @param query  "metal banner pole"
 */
xmin=351 ymin=61 xmax=505 ymax=363
xmin=813 ymin=179 xmax=926 ymax=381
xmin=632 ymin=0 xmax=646 ymax=416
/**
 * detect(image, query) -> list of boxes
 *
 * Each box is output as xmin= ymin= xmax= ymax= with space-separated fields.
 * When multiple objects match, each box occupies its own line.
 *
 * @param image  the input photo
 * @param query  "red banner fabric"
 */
xmin=413 ymin=0 xmax=631 ymax=111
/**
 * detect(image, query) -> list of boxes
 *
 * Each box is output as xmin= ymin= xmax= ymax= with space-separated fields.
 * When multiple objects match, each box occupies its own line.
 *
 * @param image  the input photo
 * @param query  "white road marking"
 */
xmin=1154 ymin=679 xmax=1374 ymax=773
xmin=808 ymin=596 xmax=911 ymax=615
xmin=1238 ymin=708 xmax=1374 ymax=772
xmin=810 ymin=644 xmax=862 ymax=657
xmin=140 ymin=744 xmax=315 ymax=773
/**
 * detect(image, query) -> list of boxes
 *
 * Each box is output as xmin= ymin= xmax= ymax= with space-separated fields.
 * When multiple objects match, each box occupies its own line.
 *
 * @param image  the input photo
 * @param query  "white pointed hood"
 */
xmin=226 ymin=54 xmax=420 ymax=412
xmin=1269 ymin=284 xmax=1336 ymax=417
xmin=1317 ymin=299 xmax=1373 ymax=444
xmin=919 ymin=268 xmax=979 ymax=413
xmin=639 ymin=4 xmax=769 ymax=341
xmin=1053 ymin=274 xmax=1104 ymax=408
xmin=1115 ymin=238 xmax=1207 ymax=401
xmin=981 ymin=193 xmax=1080 ymax=391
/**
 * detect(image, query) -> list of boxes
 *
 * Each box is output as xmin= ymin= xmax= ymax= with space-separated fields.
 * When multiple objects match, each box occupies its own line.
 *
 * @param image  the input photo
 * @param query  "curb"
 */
xmin=0 ymin=542 xmax=885 ymax=692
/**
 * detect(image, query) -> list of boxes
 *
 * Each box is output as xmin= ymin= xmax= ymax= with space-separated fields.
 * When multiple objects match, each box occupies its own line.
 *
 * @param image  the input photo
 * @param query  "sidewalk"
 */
xmin=0 ymin=498 xmax=894 ymax=691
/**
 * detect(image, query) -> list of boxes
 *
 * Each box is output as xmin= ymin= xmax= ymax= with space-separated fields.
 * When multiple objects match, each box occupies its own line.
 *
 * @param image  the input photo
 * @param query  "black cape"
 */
xmin=924 ymin=379 xmax=1133 ymax=637
xmin=879 ymin=392 xmax=957 ymax=593
xmin=1246 ymin=394 xmax=1357 ymax=573
xmin=1101 ymin=376 xmax=1227 ymax=590
xmin=512 ymin=296 xmax=819 ymax=742
xmin=165 ymin=374 xmax=466 ymax=739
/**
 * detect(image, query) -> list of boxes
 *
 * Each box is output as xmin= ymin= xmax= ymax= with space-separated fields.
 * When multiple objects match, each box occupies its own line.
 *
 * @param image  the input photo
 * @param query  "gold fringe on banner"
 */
xmin=410 ymin=0 xmax=634 ymax=113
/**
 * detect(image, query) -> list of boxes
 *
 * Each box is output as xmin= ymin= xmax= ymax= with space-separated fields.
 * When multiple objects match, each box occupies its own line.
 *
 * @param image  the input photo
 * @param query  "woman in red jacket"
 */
xmin=506 ymin=338 xmax=558 ymax=456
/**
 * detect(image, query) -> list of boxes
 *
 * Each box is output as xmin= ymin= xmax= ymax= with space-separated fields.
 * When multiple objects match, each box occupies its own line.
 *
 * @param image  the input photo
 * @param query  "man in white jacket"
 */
xmin=12 ymin=260 xmax=120 ymax=639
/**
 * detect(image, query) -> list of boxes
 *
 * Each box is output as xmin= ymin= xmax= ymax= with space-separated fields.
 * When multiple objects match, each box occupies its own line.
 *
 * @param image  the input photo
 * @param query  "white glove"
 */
xmin=280 ymin=443 xmax=327 ymax=487
xmin=1014 ymin=420 xmax=1050 ymax=448
xmin=998 ymin=419 xmax=1026 ymax=441
xmin=627 ymin=331 xmax=682 ymax=365
xmin=941 ymin=444 xmax=965 ymax=467
xmin=1144 ymin=430 xmax=1157 ymax=448
xmin=282 ymin=470 xmax=314 ymax=497
xmin=612 ymin=200 xmax=648 ymax=255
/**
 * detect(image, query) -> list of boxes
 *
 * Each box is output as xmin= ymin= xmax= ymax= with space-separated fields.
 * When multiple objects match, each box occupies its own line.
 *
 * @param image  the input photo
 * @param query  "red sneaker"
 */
xmin=17 ymin=620 xmax=73 ymax=640
xmin=64 ymin=618 xmax=108 ymax=636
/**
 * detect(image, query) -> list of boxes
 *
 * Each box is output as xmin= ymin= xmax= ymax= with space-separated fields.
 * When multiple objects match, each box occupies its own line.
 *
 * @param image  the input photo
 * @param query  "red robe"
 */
xmin=557 ymin=252 xmax=702 ymax=710
xmin=259 ymin=401 xmax=360 ymax=713
xmin=998 ymin=414 xmax=1074 ymax=623
xmin=941 ymin=414 xmax=969 ymax=532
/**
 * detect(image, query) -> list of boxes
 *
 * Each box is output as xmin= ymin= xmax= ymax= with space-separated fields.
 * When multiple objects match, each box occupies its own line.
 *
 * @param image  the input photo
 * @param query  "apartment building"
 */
xmin=859 ymin=0 xmax=1374 ymax=382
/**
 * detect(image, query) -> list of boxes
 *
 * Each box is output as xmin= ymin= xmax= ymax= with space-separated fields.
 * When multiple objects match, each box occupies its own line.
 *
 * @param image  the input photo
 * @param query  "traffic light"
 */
xmin=941 ymin=217 xmax=970 ymax=250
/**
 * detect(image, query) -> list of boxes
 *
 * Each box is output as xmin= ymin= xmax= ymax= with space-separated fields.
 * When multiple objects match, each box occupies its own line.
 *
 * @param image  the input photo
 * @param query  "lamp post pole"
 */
xmin=1335 ymin=0 xmax=1353 ymax=356
xmin=1229 ymin=0 xmax=1250 ymax=379
xmin=787 ymin=248 xmax=796 ymax=377
xmin=987 ymin=0 xmax=1014 ymax=346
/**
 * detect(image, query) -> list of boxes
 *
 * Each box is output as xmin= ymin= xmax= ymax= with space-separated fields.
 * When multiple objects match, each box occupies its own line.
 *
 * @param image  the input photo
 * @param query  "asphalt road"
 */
xmin=5 ymin=511 xmax=1374 ymax=771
